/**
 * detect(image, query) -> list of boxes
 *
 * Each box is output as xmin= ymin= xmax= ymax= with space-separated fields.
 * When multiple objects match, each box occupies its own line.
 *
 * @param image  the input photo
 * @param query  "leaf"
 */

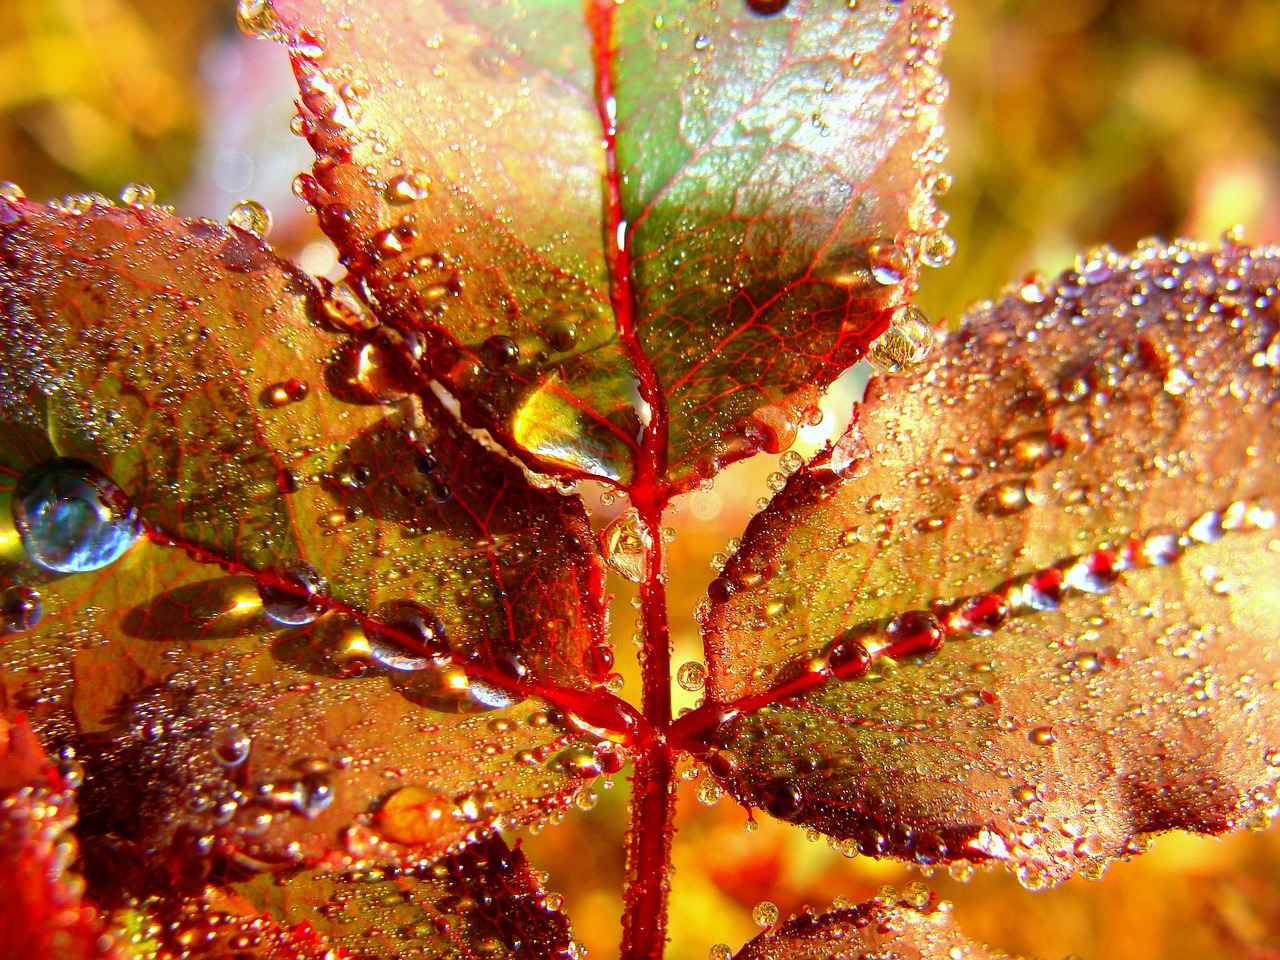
xmin=611 ymin=0 xmax=951 ymax=485
xmin=0 ymin=714 xmax=125 ymax=960
xmin=265 ymin=0 xmax=950 ymax=492
xmin=0 ymin=197 xmax=618 ymax=880
xmin=227 ymin=835 xmax=576 ymax=960
xmin=693 ymin=240 xmax=1280 ymax=885
xmin=733 ymin=889 xmax=990 ymax=960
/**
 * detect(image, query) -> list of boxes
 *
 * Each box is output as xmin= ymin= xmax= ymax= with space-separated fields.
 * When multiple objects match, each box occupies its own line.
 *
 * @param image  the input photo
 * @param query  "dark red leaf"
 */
xmin=733 ymin=888 xmax=991 ymax=960
xmin=264 ymin=0 xmax=950 ymax=492
xmin=0 ymin=198 xmax=616 ymax=881
xmin=228 ymin=835 xmax=577 ymax=960
xmin=696 ymin=240 xmax=1280 ymax=885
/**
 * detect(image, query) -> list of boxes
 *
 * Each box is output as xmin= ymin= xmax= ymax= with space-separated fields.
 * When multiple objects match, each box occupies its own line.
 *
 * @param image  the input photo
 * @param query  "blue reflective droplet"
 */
xmin=11 ymin=458 xmax=142 ymax=573
xmin=257 ymin=557 xmax=328 ymax=625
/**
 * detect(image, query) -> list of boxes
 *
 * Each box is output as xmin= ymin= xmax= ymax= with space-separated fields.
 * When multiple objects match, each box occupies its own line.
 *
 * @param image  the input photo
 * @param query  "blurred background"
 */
xmin=2 ymin=1 xmax=1279 ymax=958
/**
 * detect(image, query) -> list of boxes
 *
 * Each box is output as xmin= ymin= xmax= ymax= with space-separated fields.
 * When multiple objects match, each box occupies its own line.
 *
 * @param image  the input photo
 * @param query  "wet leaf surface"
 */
xmin=0 ymin=198 xmax=613 ymax=883
xmin=0 ymin=714 xmax=124 ymax=960
xmin=226 ymin=835 xmax=576 ymax=960
xmin=613 ymin=0 xmax=950 ymax=485
xmin=733 ymin=889 xmax=990 ymax=960
xmin=698 ymin=241 xmax=1280 ymax=884
xmin=265 ymin=0 xmax=949 ymax=492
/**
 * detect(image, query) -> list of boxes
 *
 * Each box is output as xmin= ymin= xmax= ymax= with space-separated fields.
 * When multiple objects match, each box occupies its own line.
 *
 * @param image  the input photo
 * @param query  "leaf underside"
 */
xmin=0 ymin=198 xmax=611 ymax=883
xmin=701 ymin=240 xmax=1280 ymax=884
xmin=733 ymin=892 xmax=990 ymax=960
xmin=268 ymin=0 xmax=950 ymax=492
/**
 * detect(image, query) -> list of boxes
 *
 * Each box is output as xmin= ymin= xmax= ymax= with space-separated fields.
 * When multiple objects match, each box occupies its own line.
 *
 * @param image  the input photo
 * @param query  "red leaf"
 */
xmin=0 ymin=198 xmax=618 ymax=878
xmin=264 ymin=0 xmax=950 ymax=493
xmin=0 ymin=715 xmax=124 ymax=960
xmin=694 ymin=240 xmax=1280 ymax=885
xmin=733 ymin=888 xmax=991 ymax=960
xmin=228 ymin=835 xmax=577 ymax=960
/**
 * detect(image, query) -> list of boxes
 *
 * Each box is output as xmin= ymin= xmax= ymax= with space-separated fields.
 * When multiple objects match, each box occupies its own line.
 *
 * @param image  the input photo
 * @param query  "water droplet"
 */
xmin=385 ymin=171 xmax=430 ymax=204
xmin=1063 ymin=549 xmax=1121 ymax=594
xmin=710 ymin=944 xmax=733 ymax=960
xmin=867 ymin=239 xmax=909 ymax=285
xmin=1028 ymin=726 xmax=1055 ymax=746
xmin=236 ymin=0 xmax=284 ymax=39
xmin=696 ymin=777 xmax=723 ymax=806
xmin=257 ymin=558 xmax=329 ymax=625
xmin=12 ymin=458 xmax=142 ymax=573
xmin=676 ymin=661 xmax=706 ymax=692
xmin=1 ymin=585 xmax=42 ymax=632
xmin=119 ymin=182 xmax=156 ymax=208
xmin=0 ymin=182 xmax=25 ymax=201
xmin=745 ymin=0 xmax=790 ymax=14
xmin=881 ymin=610 xmax=945 ymax=660
xmin=228 ymin=199 xmax=272 ymax=239
xmin=867 ymin=305 xmax=934 ymax=375
xmin=761 ymin=778 xmax=802 ymax=820
xmin=363 ymin=600 xmax=449 ymax=671
xmin=751 ymin=900 xmax=780 ymax=928
xmin=375 ymin=785 xmax=452 ymax=845
xmin=827 ymin=634 xmax=871 ymax=680
xmin=479 ymin=335 xmax=520 ymax=373
xmin=211 ymin=725 xmax=251 ymax=767
xmin=602 ymin=510 xmax=651 ymax=583
xmin=946 ymin=593 xmax=1008 ymax=636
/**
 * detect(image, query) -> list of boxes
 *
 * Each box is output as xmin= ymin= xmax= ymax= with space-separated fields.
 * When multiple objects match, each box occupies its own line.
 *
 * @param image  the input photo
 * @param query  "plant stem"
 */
xmin=620 ymin=501 xmax=676 ymax=960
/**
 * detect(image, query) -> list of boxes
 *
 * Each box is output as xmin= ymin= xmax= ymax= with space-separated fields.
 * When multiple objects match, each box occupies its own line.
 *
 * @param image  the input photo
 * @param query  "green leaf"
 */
xmin=695 ymin=240 xmax=1280 ymax=885
xmin=0 ymin=197 xmax=615 ymax=877
xmin=265 ymin=0 xmax=950 ymax=493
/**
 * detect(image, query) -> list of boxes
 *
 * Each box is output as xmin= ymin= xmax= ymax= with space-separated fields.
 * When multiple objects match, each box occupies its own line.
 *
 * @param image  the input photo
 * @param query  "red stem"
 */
xmin=621 ymin=501 xmax=677 ymax=960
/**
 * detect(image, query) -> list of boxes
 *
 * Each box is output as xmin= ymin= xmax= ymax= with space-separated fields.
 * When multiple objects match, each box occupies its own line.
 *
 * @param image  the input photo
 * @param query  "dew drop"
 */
xmin=946 ymin=592 xmax=1008 ymax=637
xmin=696 ymin=777 xmax=724 ymax=806
xmin=745 ymin=0 xmax=789 ymax=13
xmin=363 ymin=600 xmax=449 ymax=671
xmin=227 ymin=199 xmax=272 ymax=239
xmin=710 ymin=944 xmax=733 ymax=960
xmin=119 ymin=182 xmax=156 ymax=208
xmin=211 ymin=725 xmax=251 ymax=767
xmin=257 ymin=558 xmax=329 ymax=625
xmin=867 ymin=239 xmax=909 ymax=286
xmin=602 ymin=510 xmax=651 ymax=583
xmin=676 ymin=660 xmax=706 ymax=692
xmin=385 ymin=171 xmax=430 ymax=204
xmin=0 ymin=181 xmax=25 ymax=201
xmin=761 ymin=778 xmax=803 ymax=821
xmin=1028 ymin=726 xmax=1055 ymax=746
xmin=1 ymin=585 xmax=42 ymax=632
xmin=236 ymin=0 xmax=284 ymax=39
xmin=479 ymin=335 xmax=520 ymax=373
xmin=12 ymin=458 xmax=142 ymax=574
xmin=751 ymin=900 xmax=780 ymax=928
xmin=867 ymin=305 xmax=934 ymax=375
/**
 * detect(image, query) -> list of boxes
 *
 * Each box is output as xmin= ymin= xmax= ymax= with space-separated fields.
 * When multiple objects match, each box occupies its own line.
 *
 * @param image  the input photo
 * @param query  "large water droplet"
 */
xmin=227 ymin=199 xmax=272 ymax=239
xmin=601 ymin=509 xmax=650 ymax=583
xmin=257 ymin=558 xmax=329 ymax=625
xmin=363 ymin=600 xmax=449 ymax=671
xmin=867 ymin=305 xmax=934 ymax=375
xmin=236 ymin=0 xmax=284 ymax=39
xmin=12 ymin=458 xmax=142 ymax=573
